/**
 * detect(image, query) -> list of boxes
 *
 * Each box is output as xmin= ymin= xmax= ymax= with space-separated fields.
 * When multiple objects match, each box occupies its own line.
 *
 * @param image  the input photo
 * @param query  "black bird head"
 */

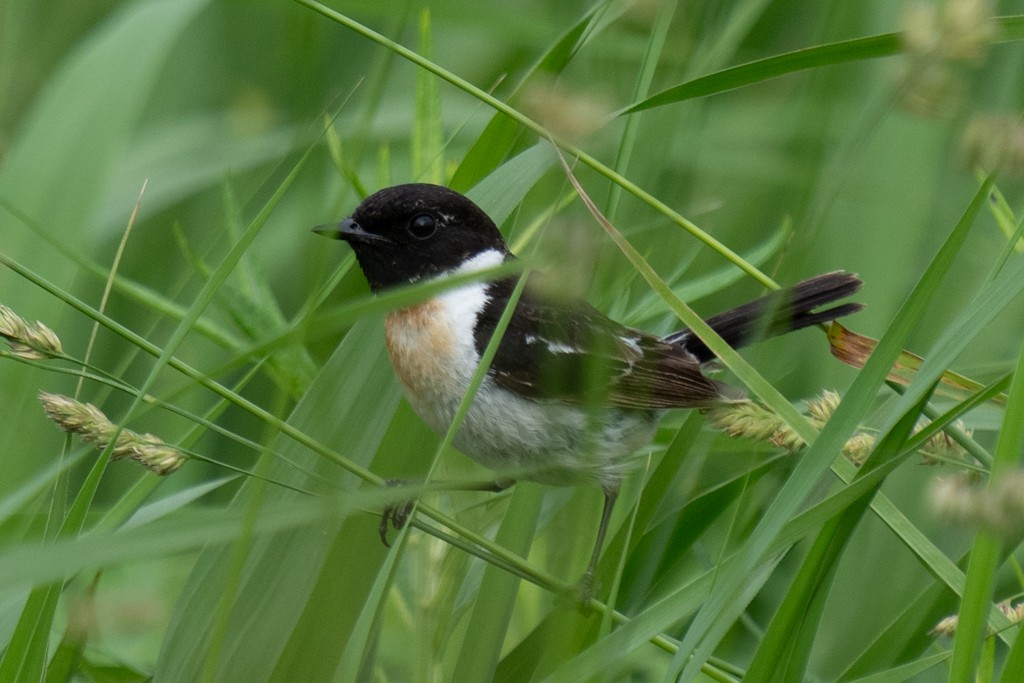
xmin=316 ymin=183 xmax=510 ymax=291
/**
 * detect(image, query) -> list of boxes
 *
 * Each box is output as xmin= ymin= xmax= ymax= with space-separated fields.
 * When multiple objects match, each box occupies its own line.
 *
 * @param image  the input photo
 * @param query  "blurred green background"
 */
xmin=2 ymin=0 xmax=1024 ymax=680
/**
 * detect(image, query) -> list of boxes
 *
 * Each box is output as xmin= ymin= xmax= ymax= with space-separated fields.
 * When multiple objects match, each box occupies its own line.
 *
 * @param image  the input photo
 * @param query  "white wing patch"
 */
xmin=620 ymin=334 xmax=643 ymax=356
xmin=524 ymin=333 xmax=582 ymax=355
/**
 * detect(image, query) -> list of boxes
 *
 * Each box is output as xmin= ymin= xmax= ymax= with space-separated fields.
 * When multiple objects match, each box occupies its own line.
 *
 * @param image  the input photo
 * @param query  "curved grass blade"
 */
xmin=828 ymin=322 xmax=1008 ymax=406
xmin=620 ymin=15 xmax=1024 ymax=114
xmin=621 ymin=33 xmax=901 ymax=114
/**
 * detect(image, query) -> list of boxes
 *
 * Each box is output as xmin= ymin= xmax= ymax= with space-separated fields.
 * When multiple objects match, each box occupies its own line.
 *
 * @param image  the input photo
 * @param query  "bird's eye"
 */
xmin=408 ymin=214 xmax=437 ymax=239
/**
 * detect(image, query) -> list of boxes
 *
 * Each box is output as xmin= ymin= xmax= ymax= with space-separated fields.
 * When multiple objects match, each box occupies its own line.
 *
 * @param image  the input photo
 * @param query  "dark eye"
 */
xmin=408 ymin=214 xmax=437 ymax=239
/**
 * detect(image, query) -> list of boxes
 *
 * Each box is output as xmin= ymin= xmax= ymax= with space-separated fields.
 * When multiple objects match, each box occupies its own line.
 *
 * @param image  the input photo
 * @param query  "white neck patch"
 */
xmin=435 ymin=249 xmax=505 ymax=356
xmin=453 ymin=247 xmax=506 ymax=276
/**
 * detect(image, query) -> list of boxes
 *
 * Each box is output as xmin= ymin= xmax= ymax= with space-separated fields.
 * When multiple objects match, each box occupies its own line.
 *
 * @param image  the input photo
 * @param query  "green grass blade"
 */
xmin=333 ymin=517 xmax=406 ymax=682
xmin=0 ymin=2 xmax=210 ymax=675
xmin=0 ymin=584 xmax=62 ymax=683
xmin=0 ymin=498 xmax=372 ymax=594
xmin=845 ymin=652 xmax=950 ymax=683
xmin=950 ymin=336 xmax=1024 ymax=678
xmin=621 ymin=33 xmax=902 ymax=114
xmin=838 ymin=573 xmax=960 ymax=680
xmin=0 ymin=410 xmax=126 ymax=682
xmin=449 ymin=0 xmax=618 ymax=191
xmin=465 ymin=142 xmax=555 ymax=226
xmin=0 ymin=197 xmax=248 ymax=354
xmin=153 ymin=320 xmax=400 ymax=682
xmin=215 ymin=179 xmax=317 ymax=397
xmin=452 ymin=485 xmax=543 ymax=680
xmin=671 ymin=175 xmax=995 ymax=680
xmin=115 ymin=145 xmax=309 ymax=443
xmin=0 ymin=0 xmax=210 ymax=247
xmin=540 ymin=451 xmax=908 ymax=681
xmin=413 ymin=8 xmax=444 ymax=184
xmin=745 ymin=387 xmax=933 ymax=681
xmin=620 ymin=15 xmax=1024 ymax=113
xmin=604 ymin=0 xmax=675 ymax=219
xmin=999 ymin=618 xmax=1024 ymax=682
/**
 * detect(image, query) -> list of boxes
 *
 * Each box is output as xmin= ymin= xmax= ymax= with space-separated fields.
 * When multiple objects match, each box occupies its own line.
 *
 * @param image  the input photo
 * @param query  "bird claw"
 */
xmin=379 ymin=479 xmax=415 ymax=547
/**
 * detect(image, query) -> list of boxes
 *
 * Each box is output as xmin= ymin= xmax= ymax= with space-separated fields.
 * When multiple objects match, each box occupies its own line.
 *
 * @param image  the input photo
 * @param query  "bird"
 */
xmin=315 ymin=182 xmax=862 ymax=594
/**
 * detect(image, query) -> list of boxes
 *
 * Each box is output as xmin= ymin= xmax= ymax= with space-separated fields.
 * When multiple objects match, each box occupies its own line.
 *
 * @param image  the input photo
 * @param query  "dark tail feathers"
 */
xmin=662 ymin=271 xmax=863 ymax=363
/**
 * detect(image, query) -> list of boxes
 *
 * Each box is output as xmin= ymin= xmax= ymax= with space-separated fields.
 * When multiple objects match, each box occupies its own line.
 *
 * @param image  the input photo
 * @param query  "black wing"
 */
xmin=663 ymin=271 xmax=863 ymax=362
xmin=474 ymin=278 xmax=727 ymax=410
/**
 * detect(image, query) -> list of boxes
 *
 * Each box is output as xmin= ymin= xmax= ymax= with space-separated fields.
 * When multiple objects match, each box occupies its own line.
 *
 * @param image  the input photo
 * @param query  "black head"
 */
xmin=316 ymin=184 xmax=510 ymax=291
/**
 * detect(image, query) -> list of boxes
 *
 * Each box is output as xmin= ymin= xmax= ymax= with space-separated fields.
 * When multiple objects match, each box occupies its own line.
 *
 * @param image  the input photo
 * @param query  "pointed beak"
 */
xmin=312 ymin=218 xmax=392 ymax=245
xmin=312 ymin=218 xmax=353 ymax=240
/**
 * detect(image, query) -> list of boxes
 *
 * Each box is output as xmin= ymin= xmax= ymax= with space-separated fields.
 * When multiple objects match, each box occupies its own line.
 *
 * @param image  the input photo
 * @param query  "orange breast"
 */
xmin=384 ymin=301 xmax=458 ymax=397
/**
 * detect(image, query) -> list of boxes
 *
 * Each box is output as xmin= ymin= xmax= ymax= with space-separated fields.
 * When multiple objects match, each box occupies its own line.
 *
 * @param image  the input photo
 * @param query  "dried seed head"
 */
xmin=961 ymin=114 xmax=1024 ymax=178
xmin=902 ymin=0 xmax=995 ymax=62
xmin=940 ymin=0 xmax=996 ymax=61
xmin=931 ymin=600 xmax=1024 ymax=638
xmin=704 ymin=400 xmax=793 ymax=446
xmin=121 ymin=434 xmax=186 ymax=475
xmin=805 ymin=390 xmax=841 ymax=426
xmin=841 ymin=433 xmax=877 ymax=467
xmin=929 ymin=473 xmax=978 ymax=522
xmin=898 ymin=0 xmax=996 ymax=117
xmin=0 ymin=305 xmax=63 ymax=359
xmin=38 ymin=391 xmax=114 ymax=441
xmin=929 ymin=613 xmax=960 ymax=637
xmin=705 ymin=393 xmax=876 ymax=466
xmin=930 ymin=471 xmax=1024 ymax=540
xmin=768 ymin=424 xmax=808 ymax=454
xmin=918 ymin=419 xmax=973 ymax=465
xmin=520 ymin=78 xmax=612 ymax=142
xmin=0 ymin=305 xmax=28 ymax=342
xmin=1001 ymin=601 xmax=1024 ymax=625
xmin=38 ymin=392 xmax=185 ymax=476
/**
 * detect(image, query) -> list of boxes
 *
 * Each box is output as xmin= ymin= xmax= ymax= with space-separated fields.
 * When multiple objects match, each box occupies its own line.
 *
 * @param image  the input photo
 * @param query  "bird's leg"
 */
xmin=378 ymin=477 xmax=516 ymax=547
xmin=379 ymin=479 xmax=414 ymax=547
xmin=578 ymin=485 xmax=618 ymax=602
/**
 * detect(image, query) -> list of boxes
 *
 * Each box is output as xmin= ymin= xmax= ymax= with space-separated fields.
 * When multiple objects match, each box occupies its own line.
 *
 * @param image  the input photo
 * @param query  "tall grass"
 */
xmin=2 ymin=0 xmax=1024 ymax=680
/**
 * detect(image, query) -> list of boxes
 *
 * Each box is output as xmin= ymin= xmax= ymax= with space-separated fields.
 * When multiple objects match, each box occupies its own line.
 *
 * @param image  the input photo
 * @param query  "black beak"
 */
xmin=312 ymin=218 xmax=392 ymax=245
xmin=312 ymin=224 xmax=339 ymax=239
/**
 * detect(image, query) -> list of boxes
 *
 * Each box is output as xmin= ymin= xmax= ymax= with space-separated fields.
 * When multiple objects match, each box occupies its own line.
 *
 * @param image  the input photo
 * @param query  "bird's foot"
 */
xmin=379 ymin=479 xmax=414 ymax=547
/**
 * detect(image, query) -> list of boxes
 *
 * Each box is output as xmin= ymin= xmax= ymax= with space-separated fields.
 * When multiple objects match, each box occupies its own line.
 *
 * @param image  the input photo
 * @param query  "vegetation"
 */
xmin=2 ymin=0 xmax=1024 ymax=680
